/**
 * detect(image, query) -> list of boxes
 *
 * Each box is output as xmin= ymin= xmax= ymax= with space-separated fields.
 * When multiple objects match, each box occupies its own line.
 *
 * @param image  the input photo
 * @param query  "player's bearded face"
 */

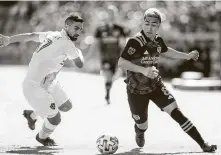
xmin=143 ymin=16 xmax=160 ymax=40
xmin=66 ymin=22 xmax=83 ymax=41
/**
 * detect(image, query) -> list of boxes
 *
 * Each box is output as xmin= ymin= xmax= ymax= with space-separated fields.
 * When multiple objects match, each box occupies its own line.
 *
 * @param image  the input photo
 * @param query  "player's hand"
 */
xmin=0 ymin=34 xmax=10 ymax=47
xmin=73 ymin=48 xmax=84 ymax=68
xmin=188 ymin=50 xmax=199 ymax=61
xmin=73 ymin=57 xmax=84 ymax=68
xmin=142 ymin=66 xmax=159 ymax=79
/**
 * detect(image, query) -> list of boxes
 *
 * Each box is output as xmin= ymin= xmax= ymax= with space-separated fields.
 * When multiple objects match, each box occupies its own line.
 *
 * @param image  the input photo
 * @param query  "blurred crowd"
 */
xmin=0 ymin=1 xmax=220 ymax=78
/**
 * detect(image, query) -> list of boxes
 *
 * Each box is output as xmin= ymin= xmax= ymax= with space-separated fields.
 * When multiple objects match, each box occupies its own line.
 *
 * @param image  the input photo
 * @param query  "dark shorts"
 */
xmin=127 ymin=84 xmax=176 ymax=124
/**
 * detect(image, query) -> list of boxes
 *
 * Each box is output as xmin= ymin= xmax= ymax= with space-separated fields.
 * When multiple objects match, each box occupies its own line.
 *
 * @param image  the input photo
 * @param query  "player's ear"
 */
xmin=64 ymin=23 xmax=68 ymax=28
xmin=64 ymin=23 xmax=69 ymax=31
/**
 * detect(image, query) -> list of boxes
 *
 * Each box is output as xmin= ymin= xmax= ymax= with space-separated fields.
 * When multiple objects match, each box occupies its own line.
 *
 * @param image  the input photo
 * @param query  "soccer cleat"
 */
xmin=201 ymin=142 xmax=217 ymax=152
xmin=36 ymin=133 xmax=57 ymax=146
xmin=105 ymin=94 xmax=110 ymax=104
xmin=23 ymin=110 xmax=37 ymax=130
xmin=135 ymin=124 xmax=145 ymax=147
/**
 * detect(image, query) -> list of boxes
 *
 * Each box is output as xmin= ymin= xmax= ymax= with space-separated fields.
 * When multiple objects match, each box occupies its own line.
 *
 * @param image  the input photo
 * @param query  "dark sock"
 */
xmin=105 ymin=81 xmax=112 ymax=97
xmin=134 ymin=124 xmax=146 ymax=133
xmin=171 ymin=108 xmax=205 ymax=147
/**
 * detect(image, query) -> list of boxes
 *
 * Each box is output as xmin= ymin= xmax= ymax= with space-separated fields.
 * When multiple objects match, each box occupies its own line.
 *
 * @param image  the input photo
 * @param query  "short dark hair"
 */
xmin=65 ymin=14 xmax=84 ymax=25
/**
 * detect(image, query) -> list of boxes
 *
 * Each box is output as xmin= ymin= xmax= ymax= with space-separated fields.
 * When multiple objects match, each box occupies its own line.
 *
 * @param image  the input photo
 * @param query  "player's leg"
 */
xmin=22 ymin=80 xmax=39 ymax=130
xmin=34 ymin=99 xmax=61 ymax=146
xmin=36 ymin=111 xmax=61 ymax=146
xmin=101 ymin=60 xmax=115 ymax=104
xmin=127 ymin=90 xmax=150 ymax=147
xmin=48 ymin=80 xmax=72 ymax=112
xmin=150 ymin=84 xmax=217 ymax=152
xmin=22 ymin=80 xmax=60 ymax=146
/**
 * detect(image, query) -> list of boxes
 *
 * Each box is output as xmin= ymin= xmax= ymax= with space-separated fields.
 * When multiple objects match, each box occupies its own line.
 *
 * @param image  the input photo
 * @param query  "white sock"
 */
xmin=30 ymin=112 xmax=37 ymax=120
xmin=39 ymin=119 xmax=57 ymax=139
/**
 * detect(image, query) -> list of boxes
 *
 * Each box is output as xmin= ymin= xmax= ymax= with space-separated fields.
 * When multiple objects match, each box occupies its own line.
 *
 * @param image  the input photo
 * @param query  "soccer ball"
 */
xmin=96 ymin=133 xmax=119 ymax=154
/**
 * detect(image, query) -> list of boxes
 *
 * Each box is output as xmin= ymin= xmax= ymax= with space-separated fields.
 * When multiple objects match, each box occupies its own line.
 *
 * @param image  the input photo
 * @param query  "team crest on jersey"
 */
xmin=157 ymin=46 xmax=162 ymax=53
xmin=50 ymin=103 xmax=56 ymax=110
xmin=128 ymin=47 xmax=136 ymax=55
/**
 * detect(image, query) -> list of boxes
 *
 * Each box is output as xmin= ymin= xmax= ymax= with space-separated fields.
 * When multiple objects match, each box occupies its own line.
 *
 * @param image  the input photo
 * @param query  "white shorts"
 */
xmin=22 ymin=79 xmax=69 ymax=118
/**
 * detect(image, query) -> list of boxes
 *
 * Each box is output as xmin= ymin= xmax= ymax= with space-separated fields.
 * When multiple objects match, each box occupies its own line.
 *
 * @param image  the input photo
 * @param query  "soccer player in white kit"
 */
xmin=0 ymin=14 xmax=84 ymax=146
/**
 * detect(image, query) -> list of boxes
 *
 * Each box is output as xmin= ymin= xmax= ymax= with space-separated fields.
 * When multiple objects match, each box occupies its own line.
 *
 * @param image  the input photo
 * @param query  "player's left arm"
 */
xmin=158 ymin=37 xmax=199 ymax=61
xmin=162 ymin=47 xmax=199 ymax=61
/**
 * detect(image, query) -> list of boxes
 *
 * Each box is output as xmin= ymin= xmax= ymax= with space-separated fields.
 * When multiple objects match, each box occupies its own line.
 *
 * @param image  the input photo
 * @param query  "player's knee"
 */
xmin=162 ymin=101 xmax=178 ymax=115
xmin=103 ymin=62 xmax=111 ymax=70
xmin=47 ymin=112 xmax=61 ymax=125
xmin=58 ymin=100 xmax=72 ymax=112
xmin=132 ymin=114 xmax=148 ymax=130
xmin=105 ymin=81 xmax=112 ymax=89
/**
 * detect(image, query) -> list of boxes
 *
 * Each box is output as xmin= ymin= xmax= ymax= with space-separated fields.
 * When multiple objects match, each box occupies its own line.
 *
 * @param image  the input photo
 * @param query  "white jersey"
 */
xmin=25 ymin=29 xmax=79 ymax=83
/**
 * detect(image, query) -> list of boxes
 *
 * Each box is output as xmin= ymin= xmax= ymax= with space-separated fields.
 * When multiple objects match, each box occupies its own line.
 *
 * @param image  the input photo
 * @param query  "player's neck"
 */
xmin=142 ymin=30 xmax=156 ymax=41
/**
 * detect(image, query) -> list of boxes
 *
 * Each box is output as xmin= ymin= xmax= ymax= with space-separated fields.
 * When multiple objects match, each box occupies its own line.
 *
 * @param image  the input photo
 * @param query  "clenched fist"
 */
xmin=188 ymin=50 xmax=199 ymax=61
xmin=141 ymin=66 xmax=159 ymax=79
xmin=0 ymin=34 xmax=10 ymax=47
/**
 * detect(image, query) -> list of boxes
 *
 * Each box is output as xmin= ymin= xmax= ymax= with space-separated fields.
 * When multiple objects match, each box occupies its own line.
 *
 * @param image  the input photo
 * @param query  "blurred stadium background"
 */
xmin=0 ymin=1 xmax=221 ymax=154
xmin=0 ymin=1 xmax=221 ymax=79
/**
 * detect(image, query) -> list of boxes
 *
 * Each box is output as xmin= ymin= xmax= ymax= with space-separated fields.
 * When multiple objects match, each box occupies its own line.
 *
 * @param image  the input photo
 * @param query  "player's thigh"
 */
xmin=127 ymin=90 xmax=150 ymax=123
xmin=150 ymin=85 xmax=177 ymax=113
xmin=23 ymin=83 xmax=58 ymax=118
xmin=48 ymin=81 xmax=70 ymax=108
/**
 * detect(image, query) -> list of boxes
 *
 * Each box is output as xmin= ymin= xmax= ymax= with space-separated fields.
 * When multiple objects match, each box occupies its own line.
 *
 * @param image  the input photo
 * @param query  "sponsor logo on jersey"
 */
xmin=128 ymin=47 xmax=136 ymax=55
xmin=141 ymin=56 xmax=159 ymax=65
xmin=144 ymin=50 xmax=149 ymax=55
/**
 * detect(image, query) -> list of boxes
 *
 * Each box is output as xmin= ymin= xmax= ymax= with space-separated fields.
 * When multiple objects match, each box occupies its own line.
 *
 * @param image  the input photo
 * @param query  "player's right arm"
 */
xmin=118 ymin=39 xmax=158 ymax=79
xmin=0 ymin=32 xmax=48 ymax=47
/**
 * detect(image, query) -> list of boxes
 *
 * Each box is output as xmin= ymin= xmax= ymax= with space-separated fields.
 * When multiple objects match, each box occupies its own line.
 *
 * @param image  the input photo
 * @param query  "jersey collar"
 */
xmin=141 ymin=30 xmax=150 ymax=42
xmin=61 ymin=29 xmax=71 ymax=41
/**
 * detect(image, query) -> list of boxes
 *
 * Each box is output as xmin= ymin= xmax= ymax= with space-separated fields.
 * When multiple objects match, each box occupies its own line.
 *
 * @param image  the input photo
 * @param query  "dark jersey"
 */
xmin=95 ymin=24 xmax=128 ymax=60
xmin=121 ymin=30 xmax=168 ymax=94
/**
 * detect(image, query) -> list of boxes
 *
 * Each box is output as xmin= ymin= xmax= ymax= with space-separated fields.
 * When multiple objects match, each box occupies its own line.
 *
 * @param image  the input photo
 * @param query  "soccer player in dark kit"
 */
xmin=93 ymin=5 xmax=130 ymax=104
xmin=118 ymin=8 xmax=217 ymax=152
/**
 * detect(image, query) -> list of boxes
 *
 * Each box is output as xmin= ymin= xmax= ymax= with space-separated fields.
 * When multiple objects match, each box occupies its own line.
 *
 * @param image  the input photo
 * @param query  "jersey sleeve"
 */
xmin=158 ymin=37 xmax=168 ymax=53
xmin=120 ymin=38 xmax=141 ymax=61
xmin=38 ymin=31 xmax=52 ymax=42
xmin=65 ymin=42 xmax=79 ymax=60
